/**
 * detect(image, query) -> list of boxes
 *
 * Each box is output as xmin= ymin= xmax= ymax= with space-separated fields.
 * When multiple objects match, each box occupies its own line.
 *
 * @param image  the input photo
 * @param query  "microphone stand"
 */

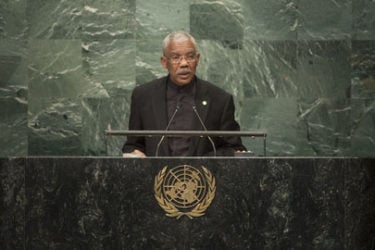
xmin=192 ymin=106 xmax=217 ymax=157
xmin=155 ymin=105 xmax=180 ymax=157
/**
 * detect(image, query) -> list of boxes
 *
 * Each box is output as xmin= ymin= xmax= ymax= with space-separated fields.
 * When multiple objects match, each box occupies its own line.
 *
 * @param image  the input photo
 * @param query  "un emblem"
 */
xmin=154 ymin=165 xmax=216 ymax=219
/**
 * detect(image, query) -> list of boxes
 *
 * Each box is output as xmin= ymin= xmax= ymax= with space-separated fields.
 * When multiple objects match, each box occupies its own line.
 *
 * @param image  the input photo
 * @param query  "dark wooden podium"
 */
xmin=1 ymin=157 xmax=374 ymax=249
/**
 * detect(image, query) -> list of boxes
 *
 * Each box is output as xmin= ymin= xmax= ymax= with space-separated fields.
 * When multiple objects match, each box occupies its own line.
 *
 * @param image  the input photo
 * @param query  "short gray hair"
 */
xmin=162 ymin=31 xmax=198 ymax=56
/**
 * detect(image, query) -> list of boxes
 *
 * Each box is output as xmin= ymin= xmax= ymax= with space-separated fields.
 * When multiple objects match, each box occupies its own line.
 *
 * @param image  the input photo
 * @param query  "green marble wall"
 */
xmin=0 ymin=0 xmax=374 ymax=157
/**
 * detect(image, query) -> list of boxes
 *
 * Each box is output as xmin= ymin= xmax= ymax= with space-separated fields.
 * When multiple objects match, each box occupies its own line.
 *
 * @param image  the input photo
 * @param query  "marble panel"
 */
xmin=136 ymin=38 xmax=167 ymax=85
xmin=351 ymin=40 xmax=375 ymax=99
xmin=240 ymin=98 xmax=300 ymax=156
xmin=345 ymin=158 xmax=375 ymax=248
xmin=0 ymin=39 xmax=28 ymax=157
xmin=352 ymin=0 xmax=375 ymax=40
xmin=350 ymin=99 xmax=375 ymax=157
xmin=296 ymin=158 xmax=346 ymax=248
xmin=298 ymin=0 xmax=352 ymax=40
xmin=81 ymin=96 xmax=132 ymax=156
xmin=0 ymin=93 xmax=28 ymax=157
xmin=28 ymin=98 xmax=83 ymax=156
xmin=240 ymin=0 xmax=298 ymax=40
xmin=26 ymin=0 xmax=136 ymax=40
xmin=239 ymin=40 xmax=298 ymax=98
xmin=196 ymin=39 xmax=246 ymax=115
xmin=261 ymin=158 xmax=346 ymax=248
xmin=0 ymin=55 xmax=24 ymax=88
xmin=0 ymin=40 xmax=28 ymax=88
xmin=81 ymin=0 xmax=136 ymax=41
xmin=136 ymin=0 xmax=190 ymax=39
xmin=19 ymin=157 xmax=374 ymax=249
xmin=28 ymin=39 xmax=106 ymax=98
xmin=82 ymin=39 xmax=136 ymax=97
xmin=83 ymin=0 xmax=135 ymax=12
xmin=190 ymin=1 xmax=244 ymax=48
xmin=26 ymin=0 xmax=82 ymax=39
xmin=0 ymin=0 xmax=374 ymax=158
xmin=297 ymin=98 xmax=351 ymax=156
xmin=0 ymin=158 xmax=25 ymax=249
xmin=0 ymin=0 xmax=27 ymax=40
xmin=297 ymin=40 xmax=351 ymax=99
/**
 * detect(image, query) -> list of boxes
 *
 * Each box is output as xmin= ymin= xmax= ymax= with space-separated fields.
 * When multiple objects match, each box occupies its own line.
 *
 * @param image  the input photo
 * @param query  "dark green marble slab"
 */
xmin=353 ymin=0 xmax=375 ymax=39
xmin=0 ymin=40 xmax=28 ymax=88
xmin=1 ymin=157 xmax=372 ymax=249
xmin=27 ymin=39 xmax=98 ymax=98
xmin=350 ymin=99 xmax=375 ymax=157
xmin=81 ymin=39 xmax=136 ymax=97
xmin=0 ymin=0 xmax=27 ymax=40
xmin=28 ymin=98 xmax=83 ymax=156
xmin=241 ymin=0 xmax=298 ymax=40
xmin=135 ymin=1 xmax=189 ymax=39
xmin=0 ymin=89 xmax=28 ymax=157
xmin=0 ymin=0 xmax=374 ymax=157
xmin=190 ymin=1 xmax=244 ymax=48
xmin=237 ymin=40 xmax=297 ymax=98
xmin=0 ymin=158 xmax=25 ymax=249
xmin=297 ymin=40 xmax=351 ymax=99
xmin=81 ymin=96 xmax=132 ymax=156
xmin=351 ymin=40 xmax=375 ymax=99
xmin=298 ymin=0 xmax=352 ymax=40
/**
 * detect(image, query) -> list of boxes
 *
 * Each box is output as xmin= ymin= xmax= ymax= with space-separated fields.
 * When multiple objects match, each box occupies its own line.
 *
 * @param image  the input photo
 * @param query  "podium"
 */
xmin=1 ymin=157 xmax=374 ymax=249
xmin=105 ymin=130 xmax=268 ymax=156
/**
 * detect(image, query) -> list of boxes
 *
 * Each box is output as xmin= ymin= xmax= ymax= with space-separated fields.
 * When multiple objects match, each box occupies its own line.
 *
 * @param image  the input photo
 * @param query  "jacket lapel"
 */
xmin=189 ymin=79 xmax=210 ymax=155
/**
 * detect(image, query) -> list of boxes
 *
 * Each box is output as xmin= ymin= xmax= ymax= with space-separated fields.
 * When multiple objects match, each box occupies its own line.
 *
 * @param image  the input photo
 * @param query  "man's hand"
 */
xmin=122 ymin=149 xmax=146 ymax=158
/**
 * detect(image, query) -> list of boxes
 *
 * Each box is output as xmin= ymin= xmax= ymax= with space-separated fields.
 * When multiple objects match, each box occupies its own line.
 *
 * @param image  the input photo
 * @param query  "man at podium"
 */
xmin=122 ymin=31 xmax=246 ymax=157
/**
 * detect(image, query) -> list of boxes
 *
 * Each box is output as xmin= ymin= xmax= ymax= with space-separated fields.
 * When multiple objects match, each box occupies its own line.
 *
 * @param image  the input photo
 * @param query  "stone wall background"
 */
xmin=0 ymin=0 xmax=374 ymax=157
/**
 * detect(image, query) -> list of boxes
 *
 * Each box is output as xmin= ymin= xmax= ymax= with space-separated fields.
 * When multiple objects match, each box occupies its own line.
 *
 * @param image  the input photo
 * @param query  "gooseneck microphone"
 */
xmin=192 ymin=105 xmax=217 ymax=157
xmin=155 ymin=104 xmax=181 ymax=157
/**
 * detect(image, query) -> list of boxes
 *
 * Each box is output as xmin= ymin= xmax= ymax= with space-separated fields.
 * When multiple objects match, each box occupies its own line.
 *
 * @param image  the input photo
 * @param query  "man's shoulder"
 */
xmin=197 ymin=77 xmax=232 ymax=97
xmin=133 ymin=76 xmax=167 ymax=92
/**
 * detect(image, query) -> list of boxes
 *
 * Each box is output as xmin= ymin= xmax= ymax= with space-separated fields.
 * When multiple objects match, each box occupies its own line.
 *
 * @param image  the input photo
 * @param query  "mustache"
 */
xmin=176 ymin=69 xmax=191 ymax=74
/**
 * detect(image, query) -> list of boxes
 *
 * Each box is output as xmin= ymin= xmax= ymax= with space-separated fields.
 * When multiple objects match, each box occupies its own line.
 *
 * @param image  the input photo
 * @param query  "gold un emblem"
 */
xmin=154 ymin=165 xmax=216 ymax=219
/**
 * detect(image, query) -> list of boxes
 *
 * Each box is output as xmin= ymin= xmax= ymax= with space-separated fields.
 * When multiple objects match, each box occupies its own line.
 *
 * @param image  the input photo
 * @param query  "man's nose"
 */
xmin=179 ymin=56 xmax=189 ymax=65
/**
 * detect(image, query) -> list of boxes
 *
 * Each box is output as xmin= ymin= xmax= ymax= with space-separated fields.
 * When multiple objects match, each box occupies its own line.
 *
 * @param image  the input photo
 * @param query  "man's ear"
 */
xmin=195 ymin=53 xmax=200 ymax=66
xmin=160 ymin=56 xmax=168 ymax=69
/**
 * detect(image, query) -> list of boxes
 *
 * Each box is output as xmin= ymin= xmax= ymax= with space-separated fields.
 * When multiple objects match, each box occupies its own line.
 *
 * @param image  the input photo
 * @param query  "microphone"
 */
xmin=155 ymin=104 xmax=181 ymax=157
xmin=192 ymin=106 xmax=217 ymax=157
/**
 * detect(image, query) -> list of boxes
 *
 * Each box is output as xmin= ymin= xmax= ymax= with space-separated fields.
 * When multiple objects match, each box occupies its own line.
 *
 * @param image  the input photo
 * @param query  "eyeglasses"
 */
xmin=166 ymin=53 xmax=197 ymax=64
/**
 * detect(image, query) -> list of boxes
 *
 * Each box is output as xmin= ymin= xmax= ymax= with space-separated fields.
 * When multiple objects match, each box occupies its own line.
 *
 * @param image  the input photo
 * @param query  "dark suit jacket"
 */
xmin=122 ymin=76 xmax=246 ymax=156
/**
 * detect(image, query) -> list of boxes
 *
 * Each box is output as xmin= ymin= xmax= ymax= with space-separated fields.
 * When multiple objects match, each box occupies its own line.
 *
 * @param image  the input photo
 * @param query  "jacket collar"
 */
xmin=190 ymin=77 xmax=210 ymax=155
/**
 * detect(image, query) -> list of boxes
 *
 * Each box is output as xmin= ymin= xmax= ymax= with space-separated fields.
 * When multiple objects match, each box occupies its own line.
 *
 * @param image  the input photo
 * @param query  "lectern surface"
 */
xmin=1 ymin=157 xmax=374 ymax=249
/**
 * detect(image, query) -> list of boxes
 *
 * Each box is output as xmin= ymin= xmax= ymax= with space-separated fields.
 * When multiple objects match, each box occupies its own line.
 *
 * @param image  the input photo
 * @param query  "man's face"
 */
xmin=161 ymin=39 xmax=200 ymax=86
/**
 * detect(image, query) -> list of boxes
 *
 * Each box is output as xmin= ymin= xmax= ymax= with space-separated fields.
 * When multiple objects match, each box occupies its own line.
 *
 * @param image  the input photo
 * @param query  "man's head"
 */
xmin=161 ymin=31 xmax=200 ymax=86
